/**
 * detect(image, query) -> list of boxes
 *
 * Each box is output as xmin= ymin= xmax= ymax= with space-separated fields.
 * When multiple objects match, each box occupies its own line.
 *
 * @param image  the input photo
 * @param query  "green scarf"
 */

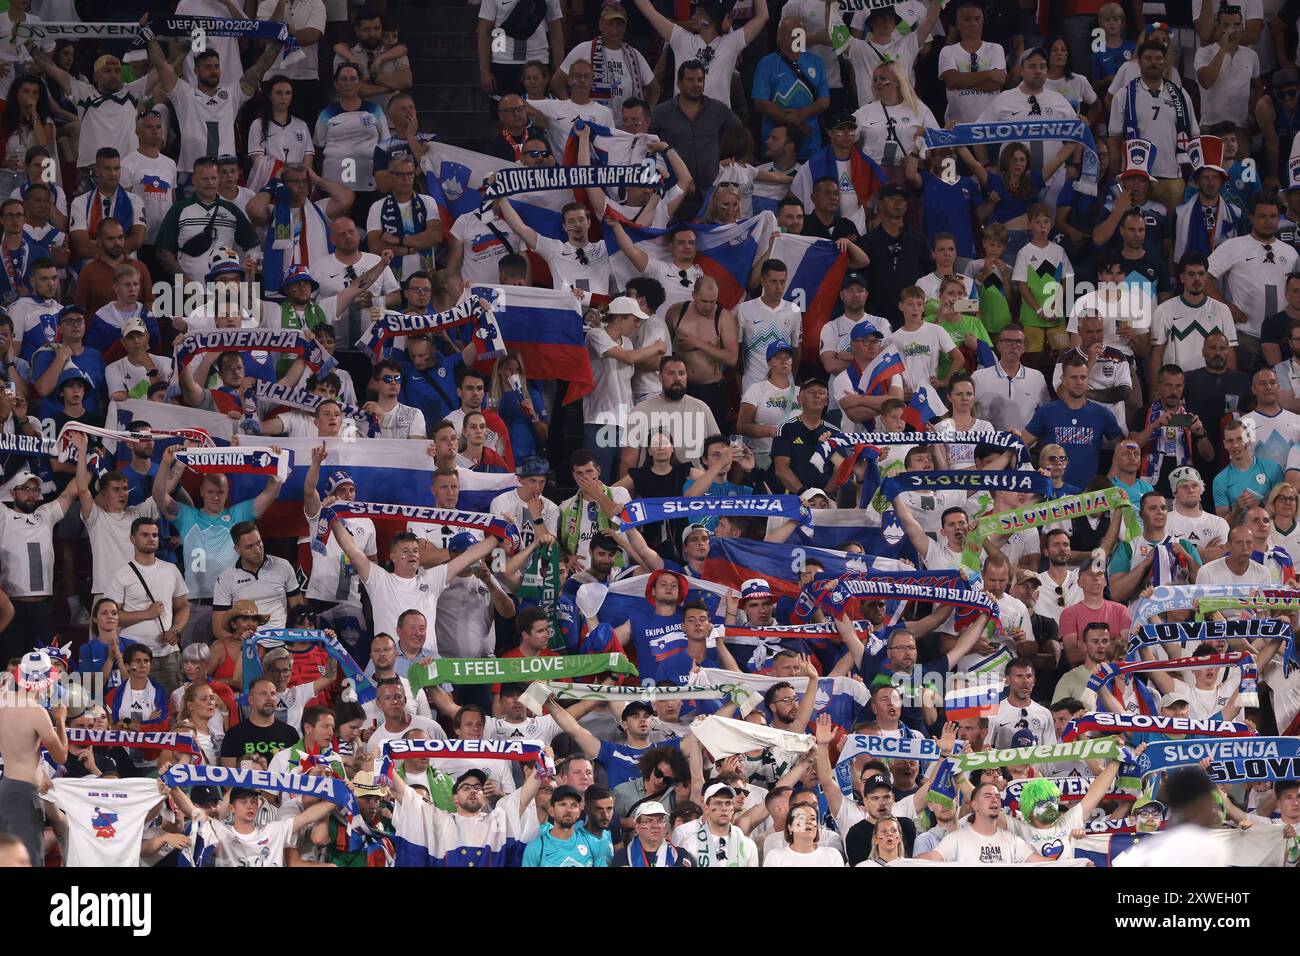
xmin=962 ymin=486 xmax=1137 ymax=570
xmin=952 ymin=736 xmax=1124 ymax=774
xmin=408 ymin=652 xmax=638 ymax=689
xmin=559 ymin=489 xmax=624 ymax=567
xmin=278 ymin=299 xmax=327 ymax=374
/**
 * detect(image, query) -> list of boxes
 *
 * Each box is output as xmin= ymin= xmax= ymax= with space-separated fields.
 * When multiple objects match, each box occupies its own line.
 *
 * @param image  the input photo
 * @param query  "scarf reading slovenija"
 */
xmin=378 ymin=738 xmax=555 ymax=781
xmin=480 ymin=164 xmax=660 ymax=210
xmin=924 ymin=119 xmax=1101 ymax=196
xmin=241 ymin=629 xmax=376 ymax=703
xmin=128 ymin=16 xmax=299 ymax=52
xmin=163 ymin=765 xmax=358 ymax=812
xmin=617 ymin=494 xmax=809 ymax=529
xmin=962 ymin=486 xmax=1137 ymax=571
xmin=951 ymin=736 xmax=1127 ymax=774
xmin=312 ymin=503 xmax=520 ymax=555
xmin=1060 ymin=712 xmax=1255 ymax=741
xmin=253 ymin=381 xmax=379 ymax=438
xmin=1129 ymin=618 xmax=1297 ymax=675
xmin=175 ymin=329 xmax=337 ymax=378
xmin=355 ymin=300 xmax=505 ymax=360
xmin=1087 ymin=651 xmax=1252 ymax=699
xmin=879 ymin=469 xmax=1051 ymax=502
xmin=1135 ymin=736 xmax=1300 ymax=783
xmin=408 ymin=652 xmax=638 ymax=690
xmin=176 ymin=447 xmax=293 ymax=483
xmin=66 ymin=728 xmax=200 ymax=754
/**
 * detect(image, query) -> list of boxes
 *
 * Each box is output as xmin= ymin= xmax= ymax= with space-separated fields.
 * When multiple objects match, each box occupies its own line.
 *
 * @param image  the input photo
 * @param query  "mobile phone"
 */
xmin=1167 ymin=413 xmax=1193 ymax=427
xmin=954 ymin=297 xmax=979 ymax=313
xmin=3 ymin=382 xmax=14 ymax=397
xmin=730 ymin=435 xmax=744 ymax=449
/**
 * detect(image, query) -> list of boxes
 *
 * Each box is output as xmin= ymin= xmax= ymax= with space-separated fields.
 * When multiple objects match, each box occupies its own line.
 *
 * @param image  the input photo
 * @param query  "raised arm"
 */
xmin=331 ymin=514 xmax=373 ymax=582
xmin=492 ymin=195 xmax=539 ymax=250
xmin=741 ymin=0 xmax=770 ymax=44
xmin=544 ymin=691 xmax=602 ymax=758
xmin=152 ymin=445 xmax=183 ymax=521
xmin=630 ymin=0 xmax=677 ymax=42
xmin=890 ymin=492 xmax=933 ymax=558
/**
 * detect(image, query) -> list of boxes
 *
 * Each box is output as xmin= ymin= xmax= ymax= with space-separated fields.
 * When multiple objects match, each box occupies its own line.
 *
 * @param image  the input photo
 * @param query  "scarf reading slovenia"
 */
xmin=312 ymin=503 xmax=520 ymax=555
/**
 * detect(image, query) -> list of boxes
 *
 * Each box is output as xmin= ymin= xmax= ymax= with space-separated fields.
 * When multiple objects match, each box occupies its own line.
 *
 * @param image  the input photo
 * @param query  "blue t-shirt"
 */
xmin=497 ymin=382 xmax=548 ymax=461
xmin=1090 ymin=41 xmax=1135 ymax=80
xmin=32 ymin=346 xmax=107 ymax=418
xmin=122 ymin=462 xmax=158 ymax=508
xmin=752 ymin=52 xmax=829 ymax=159
xmin=1111 ymin=475 xmax=1156 ymax=510
xmin=1212 ymin=458 xmax=1284 ymax=510
xmin=521 ymin=824 xmax=609 ymax=867
xmin=983 ymin=170 xmax=1044 ymax=225
xmin=921 ymin=171 xmax=981 ymax=258
xmin=628 ymin=609 xmax=688 ymax=684
xmin=597 ymin=738 xmax=682 ymax=789
xmin=172 ymin=499 xmax=257 ymax=599
xmin=400 ymin=353 xmax=461 ymax=424
xmin=1025 ymin=400 xmax=1125 ymax=490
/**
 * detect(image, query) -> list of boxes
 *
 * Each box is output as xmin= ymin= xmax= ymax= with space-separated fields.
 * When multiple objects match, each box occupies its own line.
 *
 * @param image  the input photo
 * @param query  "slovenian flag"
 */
xmin=866 ymin=350 xmax=905 ymax=395
xmin=604 ymin=212 xmax=779 ymax=309
xmin=903 ymin=384 xmax=948 ymax=430
xmin=942 ymin=682 xmax=1003 ymax=720
xmin=470 ymin=285 xmax=593 ymax=403
xmin=770 ymin=232 xmax=849 ymax=366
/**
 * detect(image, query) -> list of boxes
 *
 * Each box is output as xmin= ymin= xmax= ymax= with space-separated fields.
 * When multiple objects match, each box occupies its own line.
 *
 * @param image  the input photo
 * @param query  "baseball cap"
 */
xmin=600 ymin=2 xmax=628 ymax=19
xmin=621 ymin=700 xmax=654 ymax=719
xmin=800 ymin=487 xmax=831 ymax=505
xmin=740 ymin=577 xmax=773 ymax=602
xmin=1161 ymin=690 xmax=1190 ymax=708
xmin=633 ymin=800 xmax=669 ymax=819
xmin=1015 ymin=568 xmax=1043 ymax=587
xmin=550 ymin=784 xmax=583 ymax=805
xmin=120 ymin=316 xmax=149 ymax=338
xmin=517 ymin=455 xmax=550 ymax=479
xmin=606 ymin=295 xmax=649 ymax=320
xmin=841 ymin=272 xmax=868 ymax=289
xmin=447 ymin=531 xmax=479 ymax=554
xmin=799 ymin=375 xmax=829 ymax=389
xmin=57 ymin=305 xmax=85 ymax=323
xmin=324 ymin=470 xmax=355 ymax=495
xmin=1020 ymin=45 xmax=1049 ymax=64
xmin=704 ymin=782 xmax=736 ymax=802
xmin=93 ymin=54 xmax=121 ymax=72
xmin=261 ymin=646 xmax=291 ymax=666
xmin=1169 ymin=465 xmax=1203 ymax=491
xmin=851 ymin=320 xmax=884 ymax=341
xmin=877 ymin=182 xmax=911 ymax=200
xmin=681 ymin=522 xmax=711 ymax=545
xmin=453 ymin=769 xmax=488 ymax=791
xmin=827 ymin=110 xmax=857 ymax=129
xmin=766 ymin=340 xmax=796 ymax=362
xmin=861 ymin=772 xmax=891 ymax=794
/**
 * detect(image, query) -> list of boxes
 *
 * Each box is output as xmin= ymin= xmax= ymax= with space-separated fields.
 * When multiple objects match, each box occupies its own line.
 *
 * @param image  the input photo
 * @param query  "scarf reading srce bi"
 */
xmin=312 ymin=503 xmax=520 ymax=555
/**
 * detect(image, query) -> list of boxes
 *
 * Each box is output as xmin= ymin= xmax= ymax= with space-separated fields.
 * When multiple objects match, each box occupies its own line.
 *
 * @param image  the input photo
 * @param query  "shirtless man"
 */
xmin=665 ymin=276 xmax=739 ymax=412
xmin=0 ymin=651 xmax=69 ymax=867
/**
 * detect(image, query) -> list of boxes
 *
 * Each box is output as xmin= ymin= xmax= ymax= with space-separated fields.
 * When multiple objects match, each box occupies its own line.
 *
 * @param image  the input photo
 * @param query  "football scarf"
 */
xmin=1253 ymin=547 xmax=1296 ymax=584
xmin=13 ymin=22 xmax=139 ymax=41
xmin=924 ymin=119 xmax=1101 ymax=195
xmin=378 ymin=737 xmax=554 ymax=780
xmin=588 ymin=37 xmax=643 ymax=104
xmin=480 ymin=164 xmax=660 ymax=210
xmin=690 ymin=714 xmax=815 ymax=761
xmin=0 ymin=433 xmax=57 ymax=458
xmin=408 ymin=652 xmax=638 ymax=689
xmin=617 ymin=494 xmax=809 ymax=529
xmin=1060 ymin=712 xmax=1254 ymax=741
xmin=261 ymin=182 xmax=335 ymax=296
xmin=626 ymin=835 xmax=685 ymax=866
xmin=312 ymin=502 xmax=520 ymax=555
xmin=176 ymin=447 xmax=292 ymax=483
xmin=1121 ymin=77 xmax=1194 ymax=167
xmin=880 ymin=469 xmax=1050 ymax=501
xmin=1129 ymin=618 xmax=1295 ymax=675
xmin=1139 ymin=400 xmax=1194 ymax=478
xmin=66 ymin=728 xmax=199 ymax=754
xmin=1087 ymin=651 xmax=1252 ymax=699
xmin=253 ymin=380 xmax=379 ymax=438
xmin=241 ymin=629 xmax=376 ymax=704
xmin=76 ymin=185 xmax=136 ymax=237
xmin=963 ymin=486 xmax=1137 ymax=570
xmin=834 ymin=733 xmax=951 ymax=796
xmin=1198 ymin=593 xmax=1300 ymax=615
xmin=1131 ymin=584 xmax=1286 ymax=628
xmin=520 ymin=680 xmax=725 ymax=716
xmin=1002 ymin=775 xmax=1138 ymax=809
xmin=1179 ymin=195 xmax=1241 ymax=256
xmin=163 ymin=765 xmax=357 ymax=814
xmin=355 ymin=302 xmax=505 ymax=360
xmin=377 ymin=193 xmax=433 ymax=280
xmin=1133 ymin=736 xmax=1300 ymax=782
xmin=951 ymin=736 xmax=1127 ymax=774
xmin=175 ymin=329 xmax=336 ymax=377
xmin=131 ymin=16 xmax=298 ymax=52
xmin=809 ymin=576 xmax=999 ymax=621
xmin=55 ymin=422 xmax=213 ymax=459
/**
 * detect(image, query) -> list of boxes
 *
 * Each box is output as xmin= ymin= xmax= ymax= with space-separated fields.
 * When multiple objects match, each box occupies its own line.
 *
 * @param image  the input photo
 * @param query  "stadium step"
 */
xmin=394 ymin=0 xmax=492 ymax=149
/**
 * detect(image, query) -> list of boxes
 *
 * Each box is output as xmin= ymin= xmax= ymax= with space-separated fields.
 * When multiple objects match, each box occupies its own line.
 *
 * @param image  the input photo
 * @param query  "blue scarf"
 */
xmin=163 ymin=764 xmax=358 ymax=811
xmin=618 ymin=495 xmax=808 ymax=529
xmin=1122 ymin=78 xmax=1192 ymax=170
xmin=1134 ymin=736 xmax=1300 ymax=782
xmin=262 ymin=182 xmax=335 ymax=297
xmin=925 ymin=119 xmax=1100 ymax=195
xmin=0 ymin=433 xmax=56 ymax=458
xmin=1060 ymin=711 xmax=1254 ymax=740
xmin=880 ymin=469 xmax=1049 ymax=501
xmin=174 ymin=329 xmax=337 ymax=380
xmin=378 ymin=192 xmax=431 ymax=281
xmin=1129 ymin=617 xmax=1293 ymax=662
xmin=131 ymin=16 xmax=298 ymax=52
xmin=253 ymin=381 xmax=380 ymax=438
xmin=479 ymin=164 xmax=660 ymax=210
xmin=241 ymin=628 xmax=376 ymax=704
xmin=626 ymin=835 xmax=683 ymax=866
xmin=356 ymin=302 xmax=504 ymax=360
xmin=812 ymin=577 xmax=998 ymax=620
xmin=1180 ymin=194 xmax=1241 ymax=256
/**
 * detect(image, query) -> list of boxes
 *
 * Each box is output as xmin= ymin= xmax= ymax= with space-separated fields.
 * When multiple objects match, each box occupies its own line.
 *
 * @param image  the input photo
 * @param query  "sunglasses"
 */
xmin=524 ymin=149 xmax=551 ymax=158
xmin=1044 ymin=455 xmax=1067 ymax=462
xmin=1281 ymin=88 xmax=1300 ymax=97
xmin=381 ymin=374 xmax=402 ymax=384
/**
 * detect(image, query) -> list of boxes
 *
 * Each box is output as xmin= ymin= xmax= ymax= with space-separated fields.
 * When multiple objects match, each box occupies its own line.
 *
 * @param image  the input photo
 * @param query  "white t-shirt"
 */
xmin=306 ymin=514 xmax=376 ymax=607
xmin=970 ymin=363 xmax=1051 ymax=433
xmin=561 ymin=42 xmax=653 ymax=117
xmin=314 ymin=102 xmax=389 ymax=192
xmin=48 ymin=778 xmax=162 ymax=868
xmin=209 ymin=815 xmax=298 ymax=867
xmin=939 ymin=41 xmax=1006 ymax=125
xmin=167 ymin=79 xmax=251 ymax=175
xmin=257 ymin=0 xmax=327 ymax=80
xmin=525 ymin=97 xmax=616 ymax=164
xmin=313 ymin=251 xmax=401 ymax=302
xmin=481 ymin=0 xmax=563 ymax=65
xmin=106 ymin=557 xmax=189 ymax=654
xmin=84 ymin=500 xmax=159 ymax=597
xmin=1164 ymin=509 xmax=1230 ymax=549
xmin=363 ymin=563 xmax=451 ymax=652
xmin=989 ymin=699 xmax=1057 ymax=749
xmin=1045 ymin=73 xmax=1098 ymax=115
xmin=535 ymin=236 xmax=613 ymax=299
xmin=451 ymin=209 xmax=522 ymax=286
xmin=735 ymin=297 xmax=803 ymax=392
xmin=1107 ymin=78 xmax=1200 ymax=180
xmin=762 ymin=844 xmax=846 ymax=867
xmin=668 ymin=25 xmax=747 ymax=103
xmin=740 ymin=379 xmax=800 ymax=461
xmin=979 ymin=86 xmax=1076 ymax=172
xmin=69 ymin=77 xmax=151 ymax=169
xmin=931 ymin=416 xmax=994 ymax=469
xmin=1193 ymin=43 xmax=1259 ymax=127
xmin=1194 ymin=556 xmax=1274 ymax=588
xmin=838 ymin=32 xmax=922 ymax=108
xmin=889 ymin=323 xmax=952 ymax=392
xmin=584 ymin=325 xmax=634 ymax=425
xmin=931 ymin=823 xmax=1036 ymax=864
xmin=854 ymin=98 xmax=937 ymax=167
xmin=1007 ymin=803 xmax=1086 ymax=860
xmin=106 ymin=353 xmax=173 ymax=402
xmin=1209 ymin=234 xmax=1300 ymax=338
xmin=247 ymin=116 xmax=315 ymax=166
xmin=119 ymin=151 xmax=177 ymax=245
xmin=177 ymin=0 xmax=245 ymax=86
xmin=0 ymin=500 xmax=64 ymax=598
xmin=1243 ymin=408 xmax=1300 ymax=472
xmin=483 ymin=713 xmax=562 ymax=743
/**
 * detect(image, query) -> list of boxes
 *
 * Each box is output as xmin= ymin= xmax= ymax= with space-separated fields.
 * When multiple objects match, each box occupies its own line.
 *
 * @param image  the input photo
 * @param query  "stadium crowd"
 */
xmin=0 ymin=0 xmax=1297 ymax=869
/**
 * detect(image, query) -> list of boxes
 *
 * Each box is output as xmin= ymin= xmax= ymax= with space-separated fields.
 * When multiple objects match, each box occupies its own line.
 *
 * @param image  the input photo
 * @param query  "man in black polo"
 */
xmin=771 ymin=376 xmax=843 ymax=495
xmin=861 ymin=183 xmax=932 ymax=330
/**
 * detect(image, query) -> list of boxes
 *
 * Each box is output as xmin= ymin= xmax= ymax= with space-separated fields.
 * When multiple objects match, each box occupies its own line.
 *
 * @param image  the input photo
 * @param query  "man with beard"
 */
xmin=649 ymin=61 xmax=744 ymax=219
xmin=523 ymin=783 xmax=608 ymax=866
xmin=483 ymin=93 xmax=540 ymax=163
xmin=1185 ymin=331 xmax=1252 ymax=476
xmin=976 ymin=47 xmax=1076 ymax=177
xmin=256 ymin=259 xmax=393 ymax=337
xmin=246 ymin=162 xmax=356 ymax=296
xmin=344 ymin=8 xmax=412 ymax=111
xmin=313 ymin=218 xmax=402 ymax=337
xmin=219 ymin=675 xmax=299 ymax=766
xmin=1209 ymin=197 xmax=1299 ymax=371
xmin=623 ymin=357 xmax=720 ymax=472
xmin=0 ymin=467 xmax=80 ymax=662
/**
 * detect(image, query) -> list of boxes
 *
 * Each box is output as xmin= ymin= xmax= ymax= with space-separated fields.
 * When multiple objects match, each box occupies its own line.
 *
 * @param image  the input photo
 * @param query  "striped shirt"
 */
xmin=155 ymin=196 xmax=260 ymax=282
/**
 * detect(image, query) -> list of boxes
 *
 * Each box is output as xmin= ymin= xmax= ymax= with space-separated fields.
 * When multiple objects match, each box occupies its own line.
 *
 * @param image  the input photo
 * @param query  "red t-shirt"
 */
xmin=1057 ymin=599 xmax=1132 ymax=656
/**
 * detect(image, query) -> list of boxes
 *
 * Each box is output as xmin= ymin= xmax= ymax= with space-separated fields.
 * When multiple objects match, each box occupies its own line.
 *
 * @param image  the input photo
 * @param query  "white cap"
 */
xmin=605 ymin=296 xmax=649 ymax=321
xmin=633 ymin=800 xmax=669 ymax=820
xmin=704 ymin=782 xmax=736 ymax=802
xmin=120 ymin=316 xmax=148 ymax=338
xmin=800 ymin=487 xmax=831 ymax=504
xmin=0 ymin=469 xmax=39 ymax=502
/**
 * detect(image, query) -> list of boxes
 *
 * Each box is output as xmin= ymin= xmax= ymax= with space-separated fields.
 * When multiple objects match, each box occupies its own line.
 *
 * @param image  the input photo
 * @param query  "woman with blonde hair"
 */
xmin=1266 ymin=482 xmax=1300 ymax=562
xmin=860 ymin=816 xmax=906 ymax=865
xmin=702 ymin=184 xmax=743 ymax=225
xmin=853 ymin=61 xmax=937 ymax=172
xmin=959 ymin=141 xmax=1071 ymax=262
xmin=489 ymin=350 xmax=549 ymax=461
xmin=174 ymin=682 xmax=227 ymax=765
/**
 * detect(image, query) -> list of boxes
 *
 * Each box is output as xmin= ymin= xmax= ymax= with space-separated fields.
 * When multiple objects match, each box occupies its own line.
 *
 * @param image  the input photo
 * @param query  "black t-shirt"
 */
xmin=63 ymin=746 xmax=138 ymax=778
xmin=218 ymin=718 xmax=299 ymax=763
xmin=771 ymin=416 xmax=836 ymax=492
xmin=1261 ymin=309 xmax=1298 ymax=363
xmin=1117 ymin=249 xmax=1172 ymax=298
xmin=629 ymin=459 xmax=692 ymax=551
xmin=802 ymin=214 xmax=859 ymax=243
xmin=861 ymin=225 xmax=933 ymax=329
xmin=1185 ymin=367 xmax=1252 ymax=469
xmin=846 ymin=813 xmax=917 ymax=865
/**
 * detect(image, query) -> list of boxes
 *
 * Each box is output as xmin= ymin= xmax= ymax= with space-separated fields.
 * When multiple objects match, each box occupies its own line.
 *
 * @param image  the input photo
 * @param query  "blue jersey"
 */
xmin=920 ymin=171 xmax=981 ymax=258
xmin=629 ymin=609 xmax=688 ymax=684
xmin=1212 ymin=457 xmax=1284 ymax=510
xmin=32 ymin=346 xmax=107 ymax=418
xmin=400 ymin=353 xmax=461 ymax=424
xmin=1090 ymin=41 xmax=1135 ymax=81
xmin=597 ymin=738 xmax=681 ymax=789
xmin=1025 ymin=400 xmax=1125 ymax=490
xmin=521 ymin=824 xmax=609 ymax=867
xmin=752 ymin=52 xmax=829 ymax=159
